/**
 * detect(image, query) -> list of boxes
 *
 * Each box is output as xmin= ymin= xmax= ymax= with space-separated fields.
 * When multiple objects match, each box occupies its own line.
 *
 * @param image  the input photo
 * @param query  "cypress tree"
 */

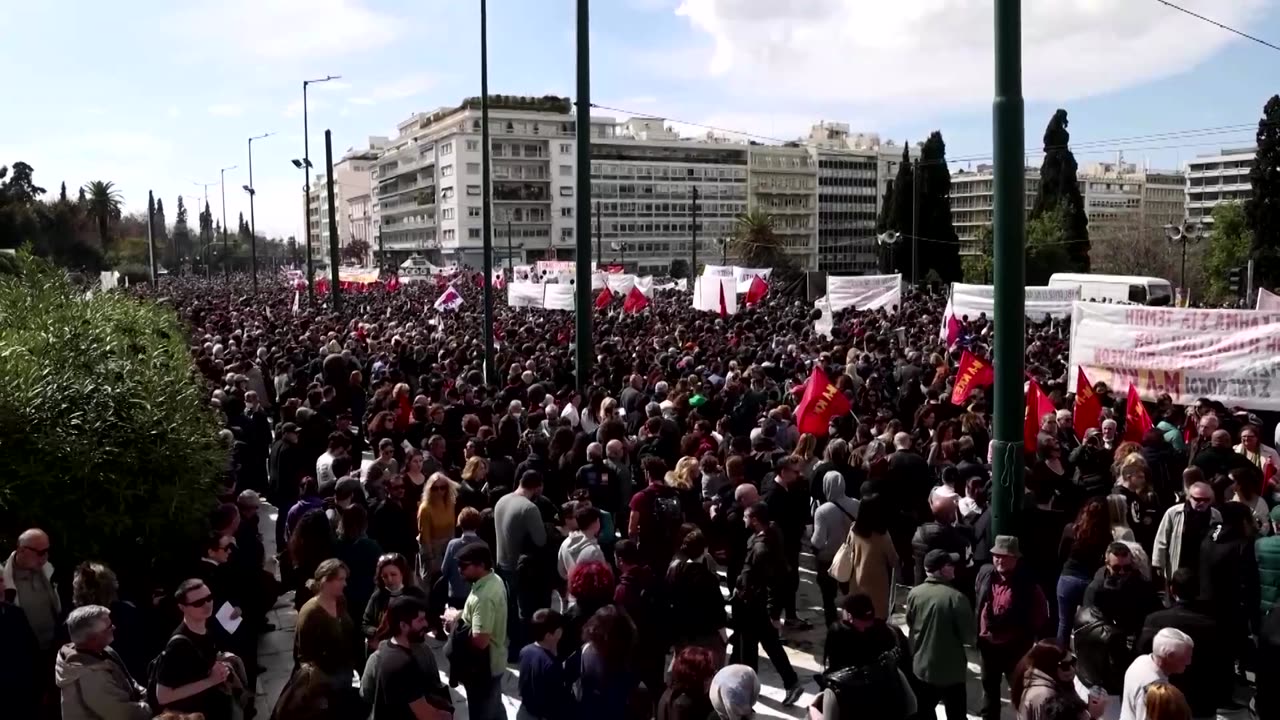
xmin=1246 ymin=95 xmax=1280 ymax=288
xmin=1033 ymin=109 xmax=1090 ymax=271
xmin=918 ymin=131 xmax=961 ymax=282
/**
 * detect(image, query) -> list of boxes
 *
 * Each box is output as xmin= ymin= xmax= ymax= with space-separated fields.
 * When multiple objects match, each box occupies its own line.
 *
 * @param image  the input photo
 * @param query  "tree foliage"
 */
xmin=917 ymin=131 xmax=961 ymax=283
xmin=0 ymin=254 xmax=224 ymax=582
xmin=1032 ymin=110 xmax=1090 ymax=272
xmin=1025 ymin=205 xmax=1072 ymax=285
xmin=342 ymin=238 xmax=371 ymax=264
xmin=882 ymin=145 xmax=915 ymax=275
xmin=963 ymin=225 xmax=994 ymax=284
xmin=730 ymin=208 xmax=790 ymax=269
xmin=84 ymin=180 xmax=123 ymax=252
xmin=1247 ymin=95 xmax=1280 ymax=289
xmin=0 ymin=163 xmax=104 ymax=269
xmin=1205 ymin=202 xmax=1253 ymax=304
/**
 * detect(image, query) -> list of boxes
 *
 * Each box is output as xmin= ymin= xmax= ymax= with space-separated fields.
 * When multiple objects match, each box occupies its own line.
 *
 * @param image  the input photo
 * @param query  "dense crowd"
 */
xmin=3 ymin=269 xmax=1279 ymax=720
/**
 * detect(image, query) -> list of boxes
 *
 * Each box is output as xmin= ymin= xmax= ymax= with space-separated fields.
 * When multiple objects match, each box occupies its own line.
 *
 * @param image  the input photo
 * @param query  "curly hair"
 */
xmin=72 ymin=562 xmax=119 ymax=607
xmin=669 ymin=646 xmax=717 ymax=694
xmin=1070 ymin=498 xmax=1111 ymax=560
xmin=567 ymin=560 xmax=615 ymax=605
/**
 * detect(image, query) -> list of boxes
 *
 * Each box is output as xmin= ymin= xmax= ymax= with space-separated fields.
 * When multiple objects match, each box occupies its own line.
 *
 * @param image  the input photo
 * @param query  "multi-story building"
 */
xmin=306 ymin=138 xmax=385 ymax=260
xmin=1078 ymin=160 xmax=1186 ymax=245
xmin=950 ymin=165 xmax=1042 ymax=252
xmin=804 ymin=123 xmax=904 ymax=274
xmin=590 ymin=117 xmax=750 ymax=275
xmin=1186 ymin=147 xmax=1255 ymax=226
xmin=746 ymin=144 xmax=818 ymax=269
xmin=372 ymin=96 xmax=577 ymax=267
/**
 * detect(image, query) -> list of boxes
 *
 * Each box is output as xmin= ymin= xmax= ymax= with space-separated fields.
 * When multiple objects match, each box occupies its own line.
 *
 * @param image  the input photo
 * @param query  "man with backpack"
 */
xmin=628 ymin=456 xmax=684 ymax=576
xmin=151 ymin=579 xmax=238 ymax=720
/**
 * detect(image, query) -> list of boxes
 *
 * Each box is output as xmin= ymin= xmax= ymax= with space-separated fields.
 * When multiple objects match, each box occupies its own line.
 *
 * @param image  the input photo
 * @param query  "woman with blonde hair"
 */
xmin=1103 ymin=493 xmax=1151 ymax=579
xmin=459 ymin=455 xmax=489 ymax=509
xmin=294 ymin=559 xmax=361 ymax=698
xmin=1114 ymin=453 xmax=1160 ymax=553
xmin=793 ymin=433 xmax=819 ymax=480
xmin=417 ymin=472 xmax=457 ymax=583
xmin=1143 ymin=682 xmax=1191 ymax=720
xmin=669 ymin=456 xmax=705 ymax=525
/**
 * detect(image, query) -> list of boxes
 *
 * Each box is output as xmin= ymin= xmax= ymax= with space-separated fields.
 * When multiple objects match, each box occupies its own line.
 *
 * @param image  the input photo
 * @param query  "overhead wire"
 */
xmin=1152 ymin=0 xmax=1280 ymax=53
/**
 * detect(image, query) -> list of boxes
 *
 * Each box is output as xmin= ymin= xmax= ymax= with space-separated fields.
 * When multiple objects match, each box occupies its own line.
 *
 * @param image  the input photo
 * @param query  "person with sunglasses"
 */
xmin=1074 ymin=543 xmax=1160 ymax=697
xmin=1010 ymin=640 xmax=1102 ymax=720
xmin=3 ymin=528 xmax=61 ymax=658
xmin=153 ymin=579 xmax=235 ymax=720
xmin=1152 ymin=481 xmax=1220 ymax=593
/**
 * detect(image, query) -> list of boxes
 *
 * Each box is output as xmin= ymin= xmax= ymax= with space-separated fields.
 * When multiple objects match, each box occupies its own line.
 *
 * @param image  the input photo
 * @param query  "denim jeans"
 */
xmin=1056 ymin=573 xmax=1091 ymax=648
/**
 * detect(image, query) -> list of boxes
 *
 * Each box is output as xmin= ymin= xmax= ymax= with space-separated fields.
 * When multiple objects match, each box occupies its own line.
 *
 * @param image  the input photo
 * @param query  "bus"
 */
xmin=1047 ymin=273 xmax=1174 ymax=306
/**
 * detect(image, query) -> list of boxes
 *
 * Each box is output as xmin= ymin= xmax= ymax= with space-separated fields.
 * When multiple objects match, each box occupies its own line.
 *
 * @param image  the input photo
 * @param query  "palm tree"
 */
xmin=730 ymin=208 xmax=788 ymax=269
xmin=83 ymin=181 xmax=123 ymax=251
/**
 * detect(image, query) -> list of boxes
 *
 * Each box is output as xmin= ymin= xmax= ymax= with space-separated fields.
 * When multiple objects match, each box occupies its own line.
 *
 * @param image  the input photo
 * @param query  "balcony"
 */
xmin=493 ymin=182 xmax=549 ymax=202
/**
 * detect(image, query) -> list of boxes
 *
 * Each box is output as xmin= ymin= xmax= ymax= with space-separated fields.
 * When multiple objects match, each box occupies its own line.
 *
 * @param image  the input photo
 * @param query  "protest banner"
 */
xmin=1068 ymin=301 xmax=1280 ymax=410
xmin=816 ymin=274 xmax=901 ymax=314
xmin=1258 ymin=287 xmax=1280 ymax=311
xmin=939 ymin=284 xmax=1079 ymax=339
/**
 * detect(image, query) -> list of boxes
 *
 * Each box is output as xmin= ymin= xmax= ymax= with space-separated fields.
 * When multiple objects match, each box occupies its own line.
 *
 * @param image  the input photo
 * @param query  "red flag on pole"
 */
xmin=745 ymin=275 xmax=768 ymax=306
xmin=623 ymin=286 xmax=650 ymax=314
xmin=385 ymin=275 xmax=401 ymax=292
xmin=794 ymin=366 xmax=851 ymax=437
xmin=1023 ymin=379 xmax=1055 ymax=452
xmin=594 ymin=288 xmax=612 ymax=310
xmin=1123 ymin=384 xmax=1154 ymax=444
xmin=1073 ymin=368 xmax=1102 ymax=441
xmin=950 ymin=350 xmax=993 ymax=405
xmin=718 ymin=279 xmax=728 ymax=317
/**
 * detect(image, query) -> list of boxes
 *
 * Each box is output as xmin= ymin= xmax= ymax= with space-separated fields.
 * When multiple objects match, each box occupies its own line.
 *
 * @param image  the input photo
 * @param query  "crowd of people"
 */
xmin=3 ymin=268 xmax=1279 ymax=720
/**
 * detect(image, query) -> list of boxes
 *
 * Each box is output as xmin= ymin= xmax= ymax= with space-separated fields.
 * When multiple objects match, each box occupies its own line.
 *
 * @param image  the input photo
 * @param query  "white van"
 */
xmin=1047 ymin=273 xmax=1174 ymax=306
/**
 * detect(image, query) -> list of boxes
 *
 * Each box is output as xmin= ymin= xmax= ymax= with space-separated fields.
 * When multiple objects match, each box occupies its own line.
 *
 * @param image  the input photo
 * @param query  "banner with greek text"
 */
xmin=816 ymin=274 xmax=901 ymax=314
xmin=1068 ymin=301 xmax=1280 ymax=410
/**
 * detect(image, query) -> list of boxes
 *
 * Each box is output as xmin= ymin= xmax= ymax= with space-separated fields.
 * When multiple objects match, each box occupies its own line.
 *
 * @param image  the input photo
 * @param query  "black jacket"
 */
xmin=1069 ymin=444 xmax=1112 ymax=500
xmin=360 ymin=586 xmax=427 ymax=640
xmin=1199 ymin=529 xmax=1261 ymax=630
xmin=367 ymin=498 xmax=418 ymax=561
xmin=269 ymin=439 xmax=308 ymax=505
xmin=0 ymin=602 xmax=39 ymax=718
xmin=1082 ymin=567 xmax=1161 ymax=637
xmin=665 ymin=557 xmax=728 ymax=644
xmin=884 ymin=451 xmax=933 ymax=522
xmin=910 ymin=521 xmax=973 ymax=587
xmin=1136 ymin=602 xmax=1224 ymax=717
xmin=764 ymin=481 xmax=809 ymax=552
xmin=735 ymin=525 xmax=787 ymax=617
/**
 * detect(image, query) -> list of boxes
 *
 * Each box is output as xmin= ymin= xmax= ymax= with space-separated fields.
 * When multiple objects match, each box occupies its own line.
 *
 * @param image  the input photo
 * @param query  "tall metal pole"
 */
xmin=303 ymin=83 xmax=313 ymax=303
xmin=507 ymin=219 xmax=514 ymax=274
xmin=691 ymin=186 xmax=699 ymax=274
xmin=480 ymin=0 xmax=496 ymax=383
xmin=573 ymin=0 xmax=593 ymax=391
xmin=247 ymin=133 xmax=274 ymax=294
xmin=911 ymin=158 xmax=920 ymax=286
xmin=595 ymin=200 xmax=602 ymax=266
xmin=219 ymin=165 xmax=235 ymax=282
xmin=325 ymin=130 xmax=342 ymax=312
xmin=990 ymin=0 xmax=1025 ymax=538
xmin=146 ymin=191 xmax=157 ymax=286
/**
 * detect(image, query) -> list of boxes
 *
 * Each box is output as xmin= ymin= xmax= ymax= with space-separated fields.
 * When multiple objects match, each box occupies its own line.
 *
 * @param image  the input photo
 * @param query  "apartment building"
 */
xmin=589 ymin=117 xmax=750 ymax=275
xmin=1186 ymin=147 xmax=1255 ymax=226
xmin=372 ymin=96 xmax=576 ymax=267
xmin=746 ymin=144 xmax=818 ymax=270
xmin=306 ymin=138 xmax=385 ymax=259
xmin=950 ymin=165 xmax=1041 ymax=251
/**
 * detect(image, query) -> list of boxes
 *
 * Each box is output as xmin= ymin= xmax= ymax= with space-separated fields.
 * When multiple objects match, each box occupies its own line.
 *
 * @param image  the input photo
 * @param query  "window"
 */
xmin=466 ymin=140 xmax=479 ymax=151
xmin=562 ymin=227 xmax=573 ymax=239
xmin=468 ymin=207 xmax=481 ymax=218
xmin=559 ymin=165 xmax=573 ymax=177
xmin=561 ymin=207 xmax=573 ymax=217
xmin=466 ymin=163 xmax=480 ymax=174
xmin=467 ymin=185 xmax=481 ymax=196
xmin=441 ymin=208 xmax=455 ymax=220
xmin=441 ymin=188 xmax=455 ymax=200
xmin=442 ymin=229 xmax=456 ymax=241
xmin=560 ymin=143 xmax=572 ymax=154
xmin=469 ymin=228 xmax=481 ymax=239
xmin=560 ymin=186 xmax=574 ymax=197
xmin=441 ymin=164 xmax=454 ymax=177
xmin=441 ymin=142 xmax=453 ymax=155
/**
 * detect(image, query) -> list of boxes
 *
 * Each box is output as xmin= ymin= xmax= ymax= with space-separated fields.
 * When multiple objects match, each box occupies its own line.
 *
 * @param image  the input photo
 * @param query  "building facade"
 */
xmin=950 ymin=165 xmax=1041 ymax=252
xmin=306 ymin=138 xmax=384 ymax=261
xmin=1186 ymin=147 xmax=1254 ymax=226
xmin=746 ymin=144 xmax=818 ymax=269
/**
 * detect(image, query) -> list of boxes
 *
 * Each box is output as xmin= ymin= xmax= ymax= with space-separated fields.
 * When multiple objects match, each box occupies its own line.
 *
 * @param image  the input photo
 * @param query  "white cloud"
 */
xmin=347 ymin=72 xmax=441 ymax=106
xmin=172 ymin=0 xmax=402 ymax=61
xmin=671 ymin=0 xmax=1273 ymax=108
xmin=167 ymin=106 xmax=182 ymax=119
xmin=208 ymin=103 xmax=244 ymax=118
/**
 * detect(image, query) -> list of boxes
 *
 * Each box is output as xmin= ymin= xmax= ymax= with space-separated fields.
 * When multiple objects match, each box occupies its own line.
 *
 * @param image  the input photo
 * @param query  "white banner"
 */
xmin=734 ymin=267 xmax=772 ymax=292
xmin=590 ymin=272 xmax=654 ymax=296
xmin=542 ymin=284 xmax=576 ymax=310
xmin=506 ymin=282 xmax=578 ymax=310
xmin=1068 ymin=301 xmax=1280 ymax=410
xmin=1258 ymin=287 xmax=1280 ymax=312
xmin=693 ymin=276 xmax=738 ymax=315
xmin=939 ymin=284 xmax=1079 ymax=339
xmin=817 ymin=274 xmax=901 ymax=314
xmin=701 ymin=264 xmax=734 ymax=278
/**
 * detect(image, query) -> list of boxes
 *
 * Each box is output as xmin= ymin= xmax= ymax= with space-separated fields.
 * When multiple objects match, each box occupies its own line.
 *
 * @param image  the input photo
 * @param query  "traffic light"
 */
xmin=1228 ymin=267 xmax=1243 ymax=296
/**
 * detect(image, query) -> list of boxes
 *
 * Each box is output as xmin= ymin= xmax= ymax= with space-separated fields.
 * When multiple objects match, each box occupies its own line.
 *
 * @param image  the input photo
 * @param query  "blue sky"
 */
xmin=2 ymin=0 xmax=1278 ymax=239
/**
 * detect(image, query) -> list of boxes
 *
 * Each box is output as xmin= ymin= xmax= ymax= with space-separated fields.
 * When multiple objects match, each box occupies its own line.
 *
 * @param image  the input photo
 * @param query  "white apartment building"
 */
xmin=950 ymin=165 xmax=1041 ymax=251
xmin=747 ymin=144 xmax=818 ymax=269
xmin=805 ymin=123 xmax=909 ymax=274
xmin=1186 ymin=147 xmax=1255 ymax=226
xmin=372 ymin=97 xmax=577 ymax=267
xmin=590 ymin=117 xmax=750 ymax=275
xmin=307 ymin=138 xmax=385 ymax=259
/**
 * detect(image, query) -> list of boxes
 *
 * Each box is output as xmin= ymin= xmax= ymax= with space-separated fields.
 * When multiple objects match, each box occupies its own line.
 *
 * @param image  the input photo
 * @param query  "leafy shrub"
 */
xmin=0 ymin=256 xmax=224 ymax=590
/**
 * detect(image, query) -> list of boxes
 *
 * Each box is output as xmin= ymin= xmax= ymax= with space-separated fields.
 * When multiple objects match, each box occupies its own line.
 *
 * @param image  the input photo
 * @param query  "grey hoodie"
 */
xmin=558 ymin=531 xmax=606 ymax=580
xmin=54 ymin=644 xmax=151 ymax=720
xmin=811 ymin=471 xmax=860 ymax=561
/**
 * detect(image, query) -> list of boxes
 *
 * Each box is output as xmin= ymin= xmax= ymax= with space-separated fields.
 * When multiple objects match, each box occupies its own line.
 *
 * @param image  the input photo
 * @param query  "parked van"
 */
xmin=1047 ymin=273 xmax=1173 ymax=306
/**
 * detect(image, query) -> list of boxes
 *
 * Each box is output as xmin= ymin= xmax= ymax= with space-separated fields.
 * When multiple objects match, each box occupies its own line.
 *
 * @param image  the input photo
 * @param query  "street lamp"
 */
xmin=1164 ymin=220 xmax=1201 ymax=303
xmin=191 ymin=180 xmax=216 ymax=276
xmin=245 ymin=132 xmax=276 ymax=294
xmin=301 ymin=75 xmax=342 ymax=302
xmin=219 ymin=165 xmax=237 ymax=283
xmin=877 ymin=231 xmax=902 ymax=274
xmin=611 ymin=240 xmax=630 ymax=268
xmin=714 ymin=236 xmax=729 ymax=265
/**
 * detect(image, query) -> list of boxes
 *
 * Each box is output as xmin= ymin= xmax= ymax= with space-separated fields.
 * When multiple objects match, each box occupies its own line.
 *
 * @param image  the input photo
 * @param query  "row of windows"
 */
xmin=818 ymin=176 xmax=878 ymax=188
xmin=751 ymin=155 xmax=814 ymax=170
xmin=592 ymin=183 xmax=748 ymax=200
xmin=754 ymin=176 xmax=816 ymax=191
xmin=591 ymin=164 xmax=747 ymax=180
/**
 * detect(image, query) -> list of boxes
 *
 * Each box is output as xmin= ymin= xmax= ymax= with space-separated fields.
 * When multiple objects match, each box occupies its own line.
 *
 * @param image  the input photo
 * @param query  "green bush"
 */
xmin=0 ymin=255 xmax=224 ymax=589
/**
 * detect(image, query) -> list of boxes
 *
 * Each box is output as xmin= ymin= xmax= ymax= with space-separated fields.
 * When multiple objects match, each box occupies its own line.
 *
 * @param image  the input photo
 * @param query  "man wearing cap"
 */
xmin=975 ymin=535 xmax=1048 ymax=720
xmin=906 ymin=549 xmax=975 ymax=720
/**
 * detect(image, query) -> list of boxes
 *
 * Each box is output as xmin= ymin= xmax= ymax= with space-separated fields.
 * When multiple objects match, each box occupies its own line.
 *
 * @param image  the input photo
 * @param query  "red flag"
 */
xmin=718 ymin=279 xmax=728 ymax=317
xmin=945 ymin=313 xmax=961 ymax=347
xmin=745 ymin=275 xmax=768 ymax=306
xmin=794 ymin=366 xmax=850 ymax=437
xmin=385 ymin=275 xmax=401 ymax=292
xmin=315 ymin=277 xmax=330 ymax=294
xmin=950 ymin=350 xmax=993 ymax=405
xmin=1123 ymin=384 xmax=1154 ymax=444
xmin=1023 ymin=379 xmax=1055 ymax=452
xmin=594 ymin=288 xmax=612 ymax=310
xmin=623 ymin=286 xmax=650 ymax=314
xmin=1073 ymin=368 xmax=1102 ymax=441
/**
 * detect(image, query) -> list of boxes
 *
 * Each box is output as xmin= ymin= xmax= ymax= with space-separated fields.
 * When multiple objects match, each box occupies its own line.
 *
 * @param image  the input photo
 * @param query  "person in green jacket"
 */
xmin=905 ymin=549 xmax=976 ymax=720
xmin=1256 ymin=505 xmax=1280 ymax=616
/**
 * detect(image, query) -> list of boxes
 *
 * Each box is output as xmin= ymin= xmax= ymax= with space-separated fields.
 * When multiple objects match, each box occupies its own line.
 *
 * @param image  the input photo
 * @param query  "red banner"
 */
xmin=950 ymin=350 xmax=993 ymax=405
xmin=1073 ymin=367 xmax=1102 ymax=441
xmin=1123 ymin=384 xmax=1154 ymax=444
xmin=795 ymin=367 xmax=851 ymax=437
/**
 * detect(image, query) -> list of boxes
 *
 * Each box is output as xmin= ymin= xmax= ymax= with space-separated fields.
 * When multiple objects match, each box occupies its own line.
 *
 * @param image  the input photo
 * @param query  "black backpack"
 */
xmin=1072 ymin=605 xmax=1134 ymax=695
xmin=651 ymin=488 xmax=683 ymax=531
xmin=145 ymin=634 xmax=191 ymax=714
